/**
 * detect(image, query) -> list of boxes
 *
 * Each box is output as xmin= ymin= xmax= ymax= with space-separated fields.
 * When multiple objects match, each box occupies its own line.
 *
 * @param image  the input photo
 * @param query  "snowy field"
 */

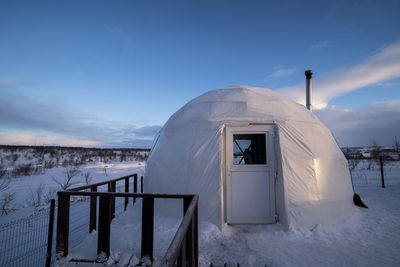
xmin=0 ymin=147 xmax=147 ymax=266
xmin=63 ymin=159 xmax=400 ymax=267
xmin=0 ymin=147 xmax=147 ymax=224
xmin=1 ymin=148 xmax=399 ymax=267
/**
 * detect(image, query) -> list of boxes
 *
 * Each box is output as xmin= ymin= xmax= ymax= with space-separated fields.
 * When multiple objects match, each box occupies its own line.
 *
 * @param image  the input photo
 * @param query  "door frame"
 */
xmin=225 ymin=125 xmax=276 ymax=224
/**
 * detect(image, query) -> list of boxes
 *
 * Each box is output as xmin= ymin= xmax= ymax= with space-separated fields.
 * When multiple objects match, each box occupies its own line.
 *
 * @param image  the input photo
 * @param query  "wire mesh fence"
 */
xmin=0 ymin=207 xmax=54 ymax=267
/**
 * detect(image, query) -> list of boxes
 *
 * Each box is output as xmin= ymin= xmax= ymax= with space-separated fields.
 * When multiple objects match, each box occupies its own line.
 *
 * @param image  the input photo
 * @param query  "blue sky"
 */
xmin=0 ymin=0 xmax=399 ymax=147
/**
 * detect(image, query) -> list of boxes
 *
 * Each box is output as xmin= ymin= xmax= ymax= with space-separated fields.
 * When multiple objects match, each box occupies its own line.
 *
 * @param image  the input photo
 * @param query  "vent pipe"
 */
xmin=305 ymin=70 xmax=313 ymax=111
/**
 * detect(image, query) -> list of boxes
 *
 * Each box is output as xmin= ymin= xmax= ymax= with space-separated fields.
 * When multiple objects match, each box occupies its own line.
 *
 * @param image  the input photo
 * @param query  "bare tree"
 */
xmin=370 ymin=140 xmax=382 ymax=160
xmin=1 ymin=192 xmax=16 ymax=215
xmin=83 ymin=171 xmax=92 ymax=185
xmin=52 ymin=167 xmax=80 ymax=190
xmin=0 ymin=166 xmax=10 ymax=192
xmin=0 ymin=165 xmax=7 ymax=178
xmin=103 ymin=166 xmax=108 ymax=177
xmin=394 ymin=136 xmax=400 ymax=154
xmin=44 ymin=187 xmax=57 ymax=204
xmin=30 ymin=183 xmax=44 ymax=207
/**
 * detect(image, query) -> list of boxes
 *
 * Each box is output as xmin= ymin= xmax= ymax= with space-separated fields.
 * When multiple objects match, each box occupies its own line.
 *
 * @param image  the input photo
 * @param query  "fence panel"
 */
xmin=0 ymin=208 xmax=55 ymax=267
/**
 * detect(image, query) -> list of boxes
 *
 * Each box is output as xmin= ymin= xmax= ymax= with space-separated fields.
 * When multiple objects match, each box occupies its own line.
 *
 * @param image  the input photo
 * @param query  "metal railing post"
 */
xmin=46 ymin=199 xmax=55 ymax=267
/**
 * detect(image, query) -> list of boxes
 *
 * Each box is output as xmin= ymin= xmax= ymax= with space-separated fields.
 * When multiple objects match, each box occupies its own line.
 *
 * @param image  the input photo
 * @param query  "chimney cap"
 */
xmin=305 ymin=70 xmax=313 ymax=77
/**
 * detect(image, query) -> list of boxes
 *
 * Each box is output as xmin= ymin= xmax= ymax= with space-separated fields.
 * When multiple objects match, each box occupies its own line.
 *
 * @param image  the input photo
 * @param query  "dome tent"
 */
xmin=145 ymin=86 xmax=354 ymax=230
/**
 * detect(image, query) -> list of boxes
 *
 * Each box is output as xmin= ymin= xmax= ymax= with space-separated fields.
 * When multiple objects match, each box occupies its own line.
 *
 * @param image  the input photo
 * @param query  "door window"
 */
xmin=233 ymin=134 xmax=266 ymax=165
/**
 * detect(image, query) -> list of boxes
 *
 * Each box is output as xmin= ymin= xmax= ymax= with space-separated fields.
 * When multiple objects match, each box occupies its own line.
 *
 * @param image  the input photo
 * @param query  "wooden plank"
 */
xmin=89 ymin=186 xmax=97 ymax=233
xmin=141 ymin=197 xmax=154 ymax=260
xmin=69 ymin=173 xmax=137 ymax=191
xmin=56 ymin=194 xmax=70 ymax=257
xmin=58 ymin=191 xmax=197 ymax=199
xmin=97 ymin=196 xmax=111 ymax=262
xmin=134 ymin=174 xmax=137 ymax=204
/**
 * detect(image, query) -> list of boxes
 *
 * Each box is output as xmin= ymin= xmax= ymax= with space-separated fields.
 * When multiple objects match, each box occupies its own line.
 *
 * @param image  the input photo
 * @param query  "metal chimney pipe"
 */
xmin=305 ymin=70 xmax=313 ymax=111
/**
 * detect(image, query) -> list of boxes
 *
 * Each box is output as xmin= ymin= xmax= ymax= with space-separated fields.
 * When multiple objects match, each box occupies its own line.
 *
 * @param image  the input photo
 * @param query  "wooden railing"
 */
xmin=68 ymin=173 xmax=142 ymax=232
xmin=55 ymin=174 xmax=199 ymax=267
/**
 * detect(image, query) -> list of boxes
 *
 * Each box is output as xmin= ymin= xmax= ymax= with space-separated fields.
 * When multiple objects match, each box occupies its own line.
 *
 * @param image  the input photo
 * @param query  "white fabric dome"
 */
xmin=145 ymin=86 xmax=354 ymax=229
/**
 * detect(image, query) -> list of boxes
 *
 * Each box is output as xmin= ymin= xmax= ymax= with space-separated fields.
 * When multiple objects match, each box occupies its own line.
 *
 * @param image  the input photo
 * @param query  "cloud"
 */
xmin=278 ymin=40 xmax=400 ymax=109
xmin=310 ymin=41 xmax=331 ymax=50
xmin=120 ymin=125 xmax=162 ymax=138
xmin=267 ymin=68 xmax=296 ymax=79
xmin=315 ymin=100 xmax=400 ymax=146
xmin=0 ymin=133 xmax=101 ymax=147
xmin=0 ymin=78 xmax=36 ymax=87
xmin=0 ymin=82 xmax=161 ymax=147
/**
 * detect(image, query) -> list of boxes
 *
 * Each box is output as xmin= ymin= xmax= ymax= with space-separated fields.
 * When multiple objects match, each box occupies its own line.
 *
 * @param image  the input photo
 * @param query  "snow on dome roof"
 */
xmin=164 ymin=86 xmax=319 ymax=130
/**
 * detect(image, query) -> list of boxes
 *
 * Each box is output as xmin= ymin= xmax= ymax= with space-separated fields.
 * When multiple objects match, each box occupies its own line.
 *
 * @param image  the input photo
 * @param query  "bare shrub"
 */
xmin=103 ymin=166 xmax=108 ymax=177
xmin=62 ymin=159 xmax=69 ymax=168
xmin=348 ymin=158 xmax=360 ymax=172
xmin=1 ymin=191 xmax=16 ymax=215
xmin=370 ymin=140 xmax=382 ymax=161
xmin=0 ymin=165 xmax=7 ymax=179
xmin=52 ymin=167 xmax=80 ymax=190
xmin=83 ymin=171 xmax=92 ymax=185
xmin=11 ymin=154 xmax=19 ymax=165
xmin=12 ymin=163 xmax=33 ymax=177
xmin=0 ymin=177 xmax=10 ymax=192
xmin=44 ymin=187 xmax=57 ymax=204
xmin=355 ymin=170 xmax=368 ymax=184
xmin=30 ymin=183 xmax=44 ymax=207
xmin=120 ymin=151 xmax=127 ymax=162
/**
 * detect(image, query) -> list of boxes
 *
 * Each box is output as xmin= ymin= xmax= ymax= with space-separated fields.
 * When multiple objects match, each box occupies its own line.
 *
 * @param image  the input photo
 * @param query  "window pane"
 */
xmin=233 ymin=134 xmax=266 ymax=165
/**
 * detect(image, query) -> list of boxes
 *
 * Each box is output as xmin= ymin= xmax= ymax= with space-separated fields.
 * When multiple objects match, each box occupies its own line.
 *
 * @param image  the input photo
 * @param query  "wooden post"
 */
xmin=89 ymin=186 xmax=97 ymax=233
xmin=46 ymin=199 xmax=55 ymax=267
xmin=141 ymin=176 xmax=144 ymax=193
xmin=133 ymin=174 xmax=138 ymax=204
xmin=380 ymin=156 xmax=385 ymax=188
xmin=56 ymin=194 xmax=70 ymax=257
xmin=124 ymin=177 xmax=129 ymax=210
xmin=97 ymin=196 xmax=111 ymax=262
xmin=141 ymin=197 xmax=154 ymax=260
xmin=109 ymin=181 xmax=116 ymax=219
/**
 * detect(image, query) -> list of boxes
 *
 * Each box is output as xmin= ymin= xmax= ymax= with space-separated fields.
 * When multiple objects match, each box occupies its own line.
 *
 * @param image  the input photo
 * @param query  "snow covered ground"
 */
xmin=0 ymin=161 xmax=145 ymax=224
xmin=63 ymin=159 xmax=400 ymax=267
xmin=1 ymin=149 xmax=399 ymax=267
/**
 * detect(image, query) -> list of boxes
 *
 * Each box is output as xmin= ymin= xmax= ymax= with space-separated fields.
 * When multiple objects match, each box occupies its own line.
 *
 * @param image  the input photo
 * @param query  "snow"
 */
xmin=65 ymin=159 xmax=400 ymax=266
xmin=2 ymin=147 xmax=399 ymax=267
xmin=0 ymin=157 xmax=145 ymax=224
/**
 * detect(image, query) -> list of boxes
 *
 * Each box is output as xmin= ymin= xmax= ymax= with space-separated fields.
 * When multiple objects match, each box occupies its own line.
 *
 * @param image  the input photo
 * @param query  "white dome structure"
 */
xmin=145 ymin=86 xmax=354 ymax=230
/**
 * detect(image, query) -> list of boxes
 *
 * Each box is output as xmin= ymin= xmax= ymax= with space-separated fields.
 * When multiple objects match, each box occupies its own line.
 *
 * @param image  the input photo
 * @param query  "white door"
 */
xmin=226 ymin=126 xmax=276 ymax=224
